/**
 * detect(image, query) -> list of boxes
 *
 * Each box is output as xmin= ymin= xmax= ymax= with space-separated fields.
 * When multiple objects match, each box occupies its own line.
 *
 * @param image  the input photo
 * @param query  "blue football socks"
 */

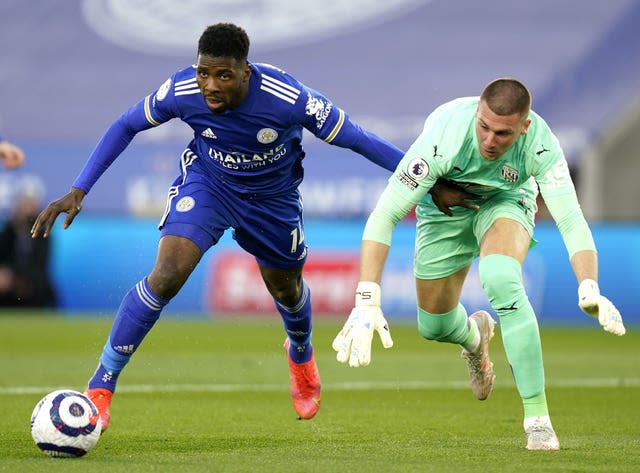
xmin=275 ymin=279 xmax=313 ymax=363
xmin=88 ymin=277 xmax=169 ymax=392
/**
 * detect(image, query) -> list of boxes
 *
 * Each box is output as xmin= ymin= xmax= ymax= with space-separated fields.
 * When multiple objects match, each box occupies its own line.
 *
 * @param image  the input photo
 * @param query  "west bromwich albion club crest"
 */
xmin=501 ymin=165 xmax=519 ymax=183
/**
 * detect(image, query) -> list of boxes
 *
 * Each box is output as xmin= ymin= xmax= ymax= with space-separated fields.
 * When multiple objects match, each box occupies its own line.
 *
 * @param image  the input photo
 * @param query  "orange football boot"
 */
xmin=84 ymin=388 xmax=113 ymax=432
xmin=284 ymin=338 xmax=321 ymax=419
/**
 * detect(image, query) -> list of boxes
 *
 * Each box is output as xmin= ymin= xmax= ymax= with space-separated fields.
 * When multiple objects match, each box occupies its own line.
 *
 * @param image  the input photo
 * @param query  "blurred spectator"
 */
xmin=0 ymin=135 xmax=26 ymax=170
xmin=0 ymin=190 xmax=56 ymax=307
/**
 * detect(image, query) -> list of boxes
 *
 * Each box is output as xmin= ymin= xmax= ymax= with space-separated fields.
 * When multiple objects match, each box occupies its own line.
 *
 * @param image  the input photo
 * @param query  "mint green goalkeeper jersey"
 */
xmin=365 ymin=96 xmax=595 ymax=258
xmin=393 ymin=96 xmax=570 ymax=205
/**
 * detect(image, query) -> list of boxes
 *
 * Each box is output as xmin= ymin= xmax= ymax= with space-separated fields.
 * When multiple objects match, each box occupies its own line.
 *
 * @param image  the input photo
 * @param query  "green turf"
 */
xmin=1 ymin=313 xmax=639 ymax=472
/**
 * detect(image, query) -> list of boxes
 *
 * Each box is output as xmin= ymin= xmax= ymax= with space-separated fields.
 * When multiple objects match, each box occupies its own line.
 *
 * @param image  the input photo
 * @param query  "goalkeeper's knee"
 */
xmin=417 ymin=304 xmax=469 ymax=344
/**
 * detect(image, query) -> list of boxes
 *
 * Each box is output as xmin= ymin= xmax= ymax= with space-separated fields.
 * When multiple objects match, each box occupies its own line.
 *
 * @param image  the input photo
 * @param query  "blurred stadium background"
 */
xmin=1 ymin=0 xmax=639 ymax=323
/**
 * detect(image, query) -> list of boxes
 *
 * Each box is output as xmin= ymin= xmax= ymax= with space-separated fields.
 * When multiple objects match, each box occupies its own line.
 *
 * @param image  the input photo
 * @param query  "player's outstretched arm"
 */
xmin=578 ymin=278 xmax=626 ymax=336
xmin=31 ymin=187 xmax=86 ymax=238
xmin=538 ymin=167 xmax=624 ymax=335
xmin=333 ymin=199 xmax=403 ymax=366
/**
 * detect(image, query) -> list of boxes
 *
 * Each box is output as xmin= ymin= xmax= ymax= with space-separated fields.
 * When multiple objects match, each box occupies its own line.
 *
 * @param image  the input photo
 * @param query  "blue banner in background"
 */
xmin=48 ymin=217 xmax=639 ymax=326
xmin=2 ymin=143 xmax=391 ymax=219
xmin=2 ymin=1 xmax=639 ymax=220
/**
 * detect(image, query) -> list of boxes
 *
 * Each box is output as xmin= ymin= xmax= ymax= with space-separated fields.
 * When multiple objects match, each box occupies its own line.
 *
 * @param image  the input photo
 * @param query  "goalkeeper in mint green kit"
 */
xmin=332 ymin=78 xmax=626 ymax=451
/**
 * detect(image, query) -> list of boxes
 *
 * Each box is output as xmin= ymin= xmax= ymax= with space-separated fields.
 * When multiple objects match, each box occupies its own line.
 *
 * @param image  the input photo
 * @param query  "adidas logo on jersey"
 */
xmin=201 ymin=128 xmax=217 ymax=139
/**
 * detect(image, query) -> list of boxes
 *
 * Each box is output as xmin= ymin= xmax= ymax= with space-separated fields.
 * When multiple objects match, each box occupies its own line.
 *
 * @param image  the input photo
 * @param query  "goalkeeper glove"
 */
xmin=578 ymin=279 xmax=626 ymax=336
xmin=332 ymin=281 xmax=393 ymax=367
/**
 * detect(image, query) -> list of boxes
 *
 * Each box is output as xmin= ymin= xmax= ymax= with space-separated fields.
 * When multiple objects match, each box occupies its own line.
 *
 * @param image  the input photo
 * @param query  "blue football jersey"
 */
xmin=73 ymin=62 xmax=403 ymax=198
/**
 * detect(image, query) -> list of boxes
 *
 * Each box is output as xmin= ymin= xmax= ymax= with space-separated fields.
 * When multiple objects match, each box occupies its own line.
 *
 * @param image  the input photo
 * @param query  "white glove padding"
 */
xmin=578 ymin=279 xmax=626 ymax=336
xmin=332 ymin=282 xmax=393 ymax=367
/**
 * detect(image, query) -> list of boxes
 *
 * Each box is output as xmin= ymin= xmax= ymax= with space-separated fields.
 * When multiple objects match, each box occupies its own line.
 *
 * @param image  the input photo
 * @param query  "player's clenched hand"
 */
xmin=578 ymin=279 xmax=625 ymax=336
xmin=31 ymin=187 xmax=86 ymax=238
xmin=332 ymin=282 xmax=393 ymax=367
xmin=429 ymin=178 xmax=485 ymax=217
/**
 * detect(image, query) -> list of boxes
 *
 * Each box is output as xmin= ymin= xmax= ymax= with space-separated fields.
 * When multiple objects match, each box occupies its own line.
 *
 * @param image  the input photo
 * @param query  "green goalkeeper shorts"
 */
xmin=413 ymin=190 xmax=537 ymax=280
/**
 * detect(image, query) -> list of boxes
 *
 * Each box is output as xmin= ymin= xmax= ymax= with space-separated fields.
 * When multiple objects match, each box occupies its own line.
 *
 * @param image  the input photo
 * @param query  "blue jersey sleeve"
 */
xmin=293 ymin=85 xmax=403 ymax=172
xmin=72 ymin=77 xmax=179 ymax=193
xmin=328 ymin=116 xmax=404 ymax=172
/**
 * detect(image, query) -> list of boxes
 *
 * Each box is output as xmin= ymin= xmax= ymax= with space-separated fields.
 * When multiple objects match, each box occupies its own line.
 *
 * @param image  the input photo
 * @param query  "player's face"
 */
xmin=475 ymin=100 xmax=531 ymax=160
xmin=196 ymin=54 xmax=251 ymax=114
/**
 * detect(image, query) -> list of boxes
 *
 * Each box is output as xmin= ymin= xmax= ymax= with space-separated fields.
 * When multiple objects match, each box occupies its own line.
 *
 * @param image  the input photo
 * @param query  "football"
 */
xmin=30 ymin=389 xmax=102 ymax=457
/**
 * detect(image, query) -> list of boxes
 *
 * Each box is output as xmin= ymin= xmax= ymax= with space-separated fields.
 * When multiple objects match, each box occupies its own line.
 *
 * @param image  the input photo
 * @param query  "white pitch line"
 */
xmin=1 ymin=378 xmax=639 ymax=395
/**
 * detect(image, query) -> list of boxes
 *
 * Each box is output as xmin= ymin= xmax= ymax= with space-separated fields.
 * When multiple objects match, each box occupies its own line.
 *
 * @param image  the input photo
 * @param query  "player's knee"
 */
xmin=417 ymin=322 xmax=438 ymax=340
xmin=268 ymin=283 xmax=301 ymax=307
xmin=417 ymin=307 xmax=442 ymax=341
xmin=260 ymin=267 xmax=303 ymax=306
xmin=148 ymin=263 xmax=192 ymax=299
xmin=149 ymin=235 xmax=201 ymax=298
xmin=479 ymin=254 xmax=524 ymax=306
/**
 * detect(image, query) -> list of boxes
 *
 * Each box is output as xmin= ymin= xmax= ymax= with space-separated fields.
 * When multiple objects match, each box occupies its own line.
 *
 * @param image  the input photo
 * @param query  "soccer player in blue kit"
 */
xmin=30 ymin=23 xmax=476 ymax=430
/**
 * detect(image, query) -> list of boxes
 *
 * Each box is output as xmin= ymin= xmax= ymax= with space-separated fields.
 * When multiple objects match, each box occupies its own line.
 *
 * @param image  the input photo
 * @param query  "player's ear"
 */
xmin=242 ymin=63 xmax=251 ymax=83
xmin=521 ymin=118 xmax=532 ymax=135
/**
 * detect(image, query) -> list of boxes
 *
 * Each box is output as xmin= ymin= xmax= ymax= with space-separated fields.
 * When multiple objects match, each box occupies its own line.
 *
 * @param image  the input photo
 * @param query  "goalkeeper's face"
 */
xmin=196 ymin=54 xmax=251 ymax=114
xmin=475 ymin=100 xmax=531 ymax=161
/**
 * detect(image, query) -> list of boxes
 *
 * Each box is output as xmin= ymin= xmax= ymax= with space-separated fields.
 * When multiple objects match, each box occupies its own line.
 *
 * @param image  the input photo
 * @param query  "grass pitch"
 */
xmin=1 ymin=313 xmax=639 ymax=472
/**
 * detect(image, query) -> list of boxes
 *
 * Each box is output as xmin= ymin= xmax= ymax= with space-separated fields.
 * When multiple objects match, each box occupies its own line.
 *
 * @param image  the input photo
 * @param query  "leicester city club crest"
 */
xmin=257 ymin=128 xmax=278 ymax=144
xmin=176 ymin=196 xmax=195 ymax=212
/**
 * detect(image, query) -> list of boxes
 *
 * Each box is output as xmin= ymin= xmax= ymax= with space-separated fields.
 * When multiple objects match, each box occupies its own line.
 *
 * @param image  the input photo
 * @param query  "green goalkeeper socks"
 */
xmin=479 ymin=254 xmax=548 ymax=417
xmin=417 ymin=303 xmax=478 ymax=351
xmin=523 ymin=391 xmax=549 ymax=418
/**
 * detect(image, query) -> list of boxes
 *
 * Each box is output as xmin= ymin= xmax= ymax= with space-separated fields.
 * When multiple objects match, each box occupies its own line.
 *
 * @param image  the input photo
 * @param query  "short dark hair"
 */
xmin=480 ymin=78 xmax=531 ymax=118
xmin=198 ymin=23 xmax=250 ymax=61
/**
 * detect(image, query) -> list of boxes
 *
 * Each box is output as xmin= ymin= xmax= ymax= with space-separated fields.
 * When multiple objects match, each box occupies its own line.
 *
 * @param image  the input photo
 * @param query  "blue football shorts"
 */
xmin=158 ymin=155 xmax=307 ymax=270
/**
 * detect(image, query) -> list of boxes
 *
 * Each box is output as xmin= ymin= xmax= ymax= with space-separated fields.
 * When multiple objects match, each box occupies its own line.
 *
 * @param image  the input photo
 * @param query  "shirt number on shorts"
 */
xmin=290 ymin=225 xmax=305 ymax=253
